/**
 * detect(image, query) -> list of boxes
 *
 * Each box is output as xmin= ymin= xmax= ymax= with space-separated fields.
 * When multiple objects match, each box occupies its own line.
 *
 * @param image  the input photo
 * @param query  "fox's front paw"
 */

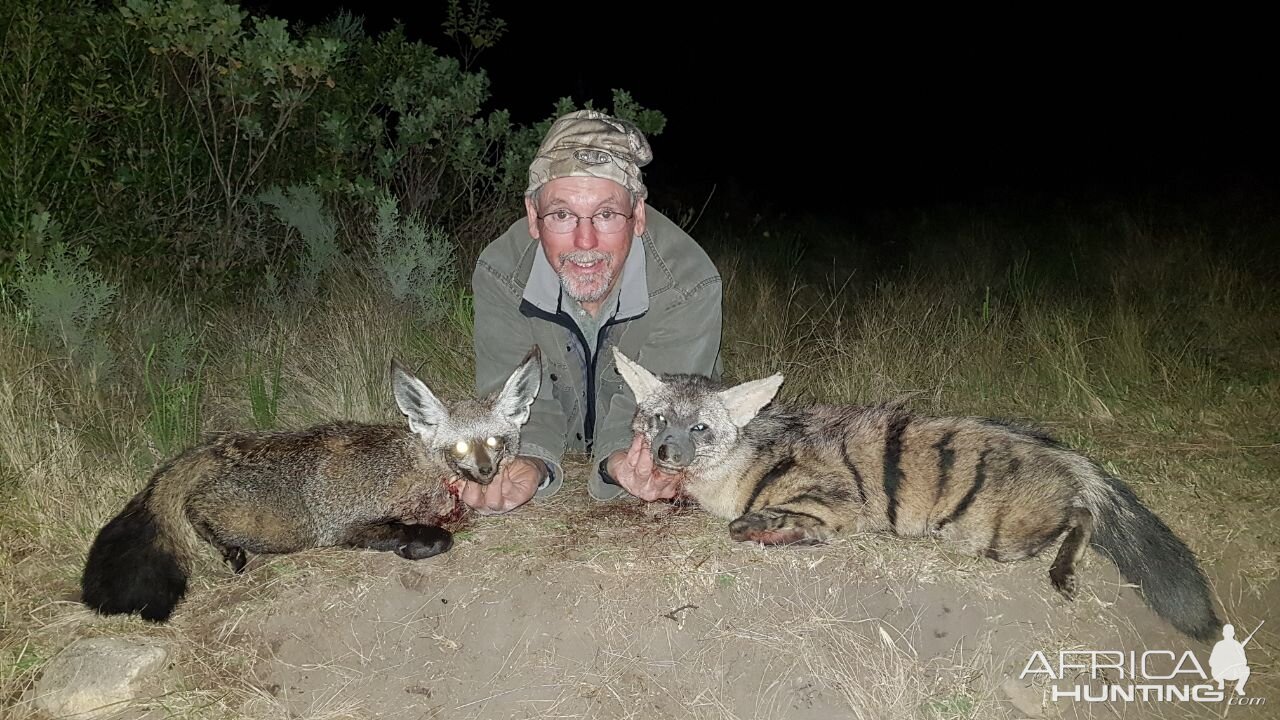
xmin=396 ymin=525 xmax=453 ymax=560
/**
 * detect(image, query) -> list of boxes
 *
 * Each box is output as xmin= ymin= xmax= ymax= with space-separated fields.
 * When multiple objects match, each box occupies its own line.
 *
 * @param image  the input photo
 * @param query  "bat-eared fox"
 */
xmin=80 ymin=348 xmax=542 ymax=622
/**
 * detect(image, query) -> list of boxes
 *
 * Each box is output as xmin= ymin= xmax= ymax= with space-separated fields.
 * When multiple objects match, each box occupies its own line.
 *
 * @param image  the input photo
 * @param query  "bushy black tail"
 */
xmin=1088 ymin=475 xmax=1221 ymax=642
xmin=80 ymin=495 xmax=187 ymax=622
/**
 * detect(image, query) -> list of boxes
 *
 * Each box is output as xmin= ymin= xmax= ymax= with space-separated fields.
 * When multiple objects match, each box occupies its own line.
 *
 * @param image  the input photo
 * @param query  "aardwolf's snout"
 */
xmin=654 ymin=430 xmax=696 ymax=468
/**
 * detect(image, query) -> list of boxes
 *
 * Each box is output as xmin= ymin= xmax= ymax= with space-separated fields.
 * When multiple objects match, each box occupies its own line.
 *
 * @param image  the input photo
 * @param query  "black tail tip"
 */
xmin=80 ymin=502 xmax=188 ymax=623
xmin=1180 ymin=612 xmax=1225 ymax=644
xmin=1091 ymin=475 xmax=1225 ymax=645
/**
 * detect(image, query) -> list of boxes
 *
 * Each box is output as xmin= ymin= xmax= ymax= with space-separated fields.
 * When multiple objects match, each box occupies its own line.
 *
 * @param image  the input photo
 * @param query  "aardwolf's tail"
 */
xmin=1086 ymin=474 xmax=1221 ymax=642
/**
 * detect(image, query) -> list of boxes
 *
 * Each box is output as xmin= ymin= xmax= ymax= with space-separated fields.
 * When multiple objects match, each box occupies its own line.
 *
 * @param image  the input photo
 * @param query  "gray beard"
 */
xmin=558 ymin=251 xmax=614 ymax=303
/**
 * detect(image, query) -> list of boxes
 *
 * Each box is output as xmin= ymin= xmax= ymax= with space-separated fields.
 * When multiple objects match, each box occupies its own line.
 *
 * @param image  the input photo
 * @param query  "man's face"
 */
xmin=526 ymin=176 xmax=646 ymax=310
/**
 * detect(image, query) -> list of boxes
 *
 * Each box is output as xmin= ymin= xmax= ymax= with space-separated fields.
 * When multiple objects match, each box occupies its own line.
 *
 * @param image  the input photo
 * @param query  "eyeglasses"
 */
xmin=537 ymin=209 xmax=633 ymax=234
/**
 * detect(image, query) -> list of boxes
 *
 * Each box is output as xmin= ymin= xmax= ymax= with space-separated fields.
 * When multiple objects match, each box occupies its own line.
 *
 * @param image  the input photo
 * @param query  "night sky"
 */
xmin=244 ymin=1 xmax=1276 ymax=216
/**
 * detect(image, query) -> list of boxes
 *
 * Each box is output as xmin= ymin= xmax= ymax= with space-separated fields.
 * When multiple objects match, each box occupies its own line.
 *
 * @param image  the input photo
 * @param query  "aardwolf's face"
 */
xmin=612 ymin=348 xmax=783 ymax=472
xmin=392 ymin=348 xmax=542 ymax=484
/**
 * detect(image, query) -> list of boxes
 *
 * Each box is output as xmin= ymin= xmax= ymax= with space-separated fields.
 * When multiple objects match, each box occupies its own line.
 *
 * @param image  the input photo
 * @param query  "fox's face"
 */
xmin=612 ymin=348 xmax=783 ymax=473
xmin=391 ymin=347 xmax=542 ymax=484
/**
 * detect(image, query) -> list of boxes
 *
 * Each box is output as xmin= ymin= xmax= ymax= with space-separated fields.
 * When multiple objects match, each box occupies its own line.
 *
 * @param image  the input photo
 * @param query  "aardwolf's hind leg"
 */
xmin=729 ymin=506 xmax=831 ymax=546
xmin=343 ymin=521 xmax=453 ymax=560
xmin=1049 ymin=507 xmax=1094 ymax=600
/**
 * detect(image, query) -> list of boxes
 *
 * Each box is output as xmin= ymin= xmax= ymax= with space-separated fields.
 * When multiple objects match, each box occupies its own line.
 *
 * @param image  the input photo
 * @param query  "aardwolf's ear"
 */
xmin=612 ymin=347 xmax=663 ymax=404
xmin=495 ymin=346 xmax=542 ymax=426
xmin=718 ymin=374 xmax=784 ymax=428
xmin=392 ymin=359 xmax=451 ymax=435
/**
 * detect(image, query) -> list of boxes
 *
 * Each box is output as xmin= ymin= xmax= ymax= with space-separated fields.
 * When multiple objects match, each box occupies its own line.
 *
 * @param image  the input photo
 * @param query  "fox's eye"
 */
xmin=691 ymin=423 xmax=708 ymax=433
xmin=653 ymin=413 xmax=666 ymax=425
xmin=454 ymin=440 xmax=469 ymax=455
xmin=485 ymin=436 xmax=499 ymax=448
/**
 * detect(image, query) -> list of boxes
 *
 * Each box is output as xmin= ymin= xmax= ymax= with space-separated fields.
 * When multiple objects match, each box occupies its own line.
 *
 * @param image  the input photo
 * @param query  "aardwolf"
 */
xmin=81 ymin=348 xmax=542 ymax=622
xmin=612 ymin=348 xmax=1221 ymax=642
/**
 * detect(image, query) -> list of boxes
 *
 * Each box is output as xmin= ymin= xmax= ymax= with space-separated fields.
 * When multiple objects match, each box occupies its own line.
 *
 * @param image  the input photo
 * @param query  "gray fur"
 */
xmin=81 ymin=347 xmax=542 ymax=622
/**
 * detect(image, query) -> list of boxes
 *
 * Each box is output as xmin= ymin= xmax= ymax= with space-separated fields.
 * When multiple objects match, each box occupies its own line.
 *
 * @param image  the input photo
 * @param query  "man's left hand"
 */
xmin=607 ymin=433 xmax=685 ymax=502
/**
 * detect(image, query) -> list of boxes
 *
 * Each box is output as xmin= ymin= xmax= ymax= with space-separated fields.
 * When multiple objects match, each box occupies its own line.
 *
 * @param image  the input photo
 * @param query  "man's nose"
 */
xmin=573 ymin=219 xmax=598 ymax=249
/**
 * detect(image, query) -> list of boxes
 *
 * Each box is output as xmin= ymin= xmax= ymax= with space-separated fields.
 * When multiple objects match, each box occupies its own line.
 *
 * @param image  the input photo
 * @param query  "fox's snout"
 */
xmin=465 ymin=460 xmax=497 ymax=484
xmin=653 ymin=429 xmax=697 ymax=469
xmin=457 ymin=441 xmax=502 ymax=484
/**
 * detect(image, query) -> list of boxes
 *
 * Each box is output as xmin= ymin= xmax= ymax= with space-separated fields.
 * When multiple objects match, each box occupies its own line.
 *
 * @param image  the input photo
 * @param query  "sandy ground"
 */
xmin=32 ymin=453 xmax=1274 ymax=720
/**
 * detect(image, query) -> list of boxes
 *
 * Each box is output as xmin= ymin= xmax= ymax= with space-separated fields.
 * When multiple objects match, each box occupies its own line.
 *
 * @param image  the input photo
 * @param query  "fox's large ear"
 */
xmin=392 ymin=359 xmax=451 ymax=435
xmin=495 ymin=346 xmax=542 ymax=426
xmin=612 ymin=347 xmax=663 ymax=404
xmin=718 ymin=374 xmax=784 ymax=428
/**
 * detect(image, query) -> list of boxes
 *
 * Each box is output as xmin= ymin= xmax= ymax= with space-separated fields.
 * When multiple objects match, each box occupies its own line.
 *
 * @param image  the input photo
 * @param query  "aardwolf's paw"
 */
xmin=735 ymin=527 xmax=816 ymax=545
xmin=729 ymin=510 xmax=819 ymax=546
xmin=729 ymin=509 xmax=781 ymax=536
xmin=1049 ymin=564 xmax=1078 ymax=600
xmin=1044 ymin=563 xmax=1075 ymax=597
xmin=397 ymin=525 xmax=453 ymax=560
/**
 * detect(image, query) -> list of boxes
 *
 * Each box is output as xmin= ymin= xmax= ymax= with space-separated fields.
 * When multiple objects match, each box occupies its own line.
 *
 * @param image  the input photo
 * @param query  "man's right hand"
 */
xmin=455 ymin=456 xmax=545 ymax=515
xmin=606 ymin=433 xmax=684 ymax=502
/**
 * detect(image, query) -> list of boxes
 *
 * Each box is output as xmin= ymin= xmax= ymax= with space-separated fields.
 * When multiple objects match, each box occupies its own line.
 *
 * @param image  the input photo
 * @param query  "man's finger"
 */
xmin=635 ymin=441 xmax=655 ymax=480
xmin=646 ymin=461 xmax=679 ymax=500
xmin=499 ymin=474 xmax=526 ymax=510
xmin=485 ymin=477 xmax=510 ymax=511
xmin=460 ymin=480 xmax=484 ymax=508
xmin=626 ymin=435 xmax=642 ymax=470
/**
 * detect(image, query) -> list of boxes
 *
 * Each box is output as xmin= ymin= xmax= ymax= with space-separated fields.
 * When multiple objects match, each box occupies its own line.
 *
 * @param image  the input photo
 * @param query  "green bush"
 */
xmin=258 ymin=183 xmax=341 ymax=299
xmin=370 ymin=192 xmax=457 ymax=323
xmin=10 ymin=213 xmax=117 ymax=375
xmin=2 ymin=0 xmax=666 ymax=297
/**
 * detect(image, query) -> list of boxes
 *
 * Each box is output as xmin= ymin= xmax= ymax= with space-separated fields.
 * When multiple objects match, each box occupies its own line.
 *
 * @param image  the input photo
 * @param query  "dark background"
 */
xmin=242 ymin=1 xmax=1277 ymax=217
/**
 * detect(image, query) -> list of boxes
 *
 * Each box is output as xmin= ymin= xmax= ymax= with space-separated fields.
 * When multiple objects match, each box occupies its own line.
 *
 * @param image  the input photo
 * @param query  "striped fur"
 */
xmin=613 ymin=349 xmax=1222 ymax=642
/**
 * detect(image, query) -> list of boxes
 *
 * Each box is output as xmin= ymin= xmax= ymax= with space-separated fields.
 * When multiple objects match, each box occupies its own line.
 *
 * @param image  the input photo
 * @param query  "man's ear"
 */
xmin=632 ymin=198 xmax=647 ymax=236
xmin=524 ymin=195 xmax=541 ymax=240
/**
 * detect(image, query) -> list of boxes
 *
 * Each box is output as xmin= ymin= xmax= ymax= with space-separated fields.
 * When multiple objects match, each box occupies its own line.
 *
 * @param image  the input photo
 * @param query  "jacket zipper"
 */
xmin=520 ymin=299 xmax=631 ymax=452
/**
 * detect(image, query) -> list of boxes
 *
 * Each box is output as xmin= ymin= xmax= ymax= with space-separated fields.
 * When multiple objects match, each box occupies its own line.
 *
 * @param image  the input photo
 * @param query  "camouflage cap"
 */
xmin=526 ymin=110 xmax=653 ymax=200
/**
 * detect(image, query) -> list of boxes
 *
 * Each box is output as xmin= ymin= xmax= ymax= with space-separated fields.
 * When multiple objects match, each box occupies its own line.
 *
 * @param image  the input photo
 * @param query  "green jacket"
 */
xmin=471 ymin=207 xmax=723 ymax=500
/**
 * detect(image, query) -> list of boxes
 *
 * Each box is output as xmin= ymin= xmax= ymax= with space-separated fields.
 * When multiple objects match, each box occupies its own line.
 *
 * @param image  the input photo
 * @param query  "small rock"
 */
xmin=34 ymin=637 xmax=170 ymax=719
xmin=1001 ymin=676 xmax=1045 ymax=718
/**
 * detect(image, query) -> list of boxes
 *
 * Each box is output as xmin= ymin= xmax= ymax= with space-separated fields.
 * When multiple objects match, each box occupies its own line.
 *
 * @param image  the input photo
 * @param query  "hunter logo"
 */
xmin=573 ymin=148 xmax=611 ymax=165
xmin=1020 ymin=620 xmax=1265 ymax=706
xmin=1210 ymin=623 xmax=1255 ymax=696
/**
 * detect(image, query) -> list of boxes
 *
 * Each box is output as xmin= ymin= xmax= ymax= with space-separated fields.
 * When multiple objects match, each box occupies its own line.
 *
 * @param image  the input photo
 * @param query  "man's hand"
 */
xmin=455 ymin=456 xmax=545 ymax=515
xmin=607 ymin=433 xmax=684 ymax=502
